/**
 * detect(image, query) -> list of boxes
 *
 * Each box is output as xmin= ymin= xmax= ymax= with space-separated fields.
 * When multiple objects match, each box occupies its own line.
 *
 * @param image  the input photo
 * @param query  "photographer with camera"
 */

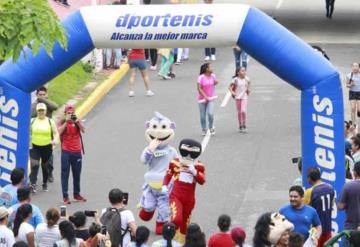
xmin=58 ymin=105 xmax=86 ymax=205
xmin=100 ymin=188 xmax=137 ymax=247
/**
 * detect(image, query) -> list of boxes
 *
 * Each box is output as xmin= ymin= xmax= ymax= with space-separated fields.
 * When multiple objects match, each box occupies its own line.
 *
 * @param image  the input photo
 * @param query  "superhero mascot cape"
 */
xmin=162 ymin=138 xmax=206 ymax=244
xmin=138 ymin=112 xmax=178 ymax=235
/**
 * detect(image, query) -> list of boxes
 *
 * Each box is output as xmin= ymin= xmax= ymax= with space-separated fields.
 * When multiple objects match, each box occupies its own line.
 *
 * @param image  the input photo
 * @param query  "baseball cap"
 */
xmin=64 ymin=105 xmax=75 ymax=113
xmin=36 ymin=103 xmax=47 ymax=111
xmin=231 ymin=226 xmax=246 ymax=242
xmin=0 ymin=207 xmax=9 ymax=219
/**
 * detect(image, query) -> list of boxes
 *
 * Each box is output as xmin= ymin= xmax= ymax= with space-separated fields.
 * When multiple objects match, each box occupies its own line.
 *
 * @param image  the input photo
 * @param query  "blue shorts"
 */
xmin=128 ymin=59 xmax=147 ymax=70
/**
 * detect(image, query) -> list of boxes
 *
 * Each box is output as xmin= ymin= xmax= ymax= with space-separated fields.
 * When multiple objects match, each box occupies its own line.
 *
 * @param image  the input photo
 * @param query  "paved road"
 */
xmin=32 ymin=0 xmax=360 ymax=244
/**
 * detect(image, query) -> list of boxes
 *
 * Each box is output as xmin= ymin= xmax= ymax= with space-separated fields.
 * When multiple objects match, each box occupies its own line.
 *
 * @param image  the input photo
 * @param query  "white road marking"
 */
xmin=201 ymin=129 xmax=211 ymax=152
xmin=221 ymin=90 xmax=232 ymax=107
xmin=276 ymin=0 xmax=284 ymax=10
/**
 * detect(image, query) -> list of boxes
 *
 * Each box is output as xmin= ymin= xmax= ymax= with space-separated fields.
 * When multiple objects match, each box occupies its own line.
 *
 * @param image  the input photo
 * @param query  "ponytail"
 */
xmin=166 ymin=239 xmax=172 ymax=247
xmin=13 ymin=204 xmax=32 ymax=237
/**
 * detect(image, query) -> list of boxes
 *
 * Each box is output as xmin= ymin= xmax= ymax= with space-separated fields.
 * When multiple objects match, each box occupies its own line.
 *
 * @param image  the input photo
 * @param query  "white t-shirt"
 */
xmin=35 ymin=223 xmax=61 ymax=247
xmin=101 ymin=208 xmax=135 ymax=247
xmin=0 ymin=225 xmax=15 ymax=247
xmin=232 ymin=76 xmax=250 ymax=100
xmin=16 ymin=222 xmax=34 ymax=244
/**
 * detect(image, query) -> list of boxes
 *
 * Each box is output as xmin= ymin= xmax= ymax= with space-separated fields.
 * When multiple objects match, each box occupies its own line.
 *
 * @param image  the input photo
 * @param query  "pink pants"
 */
xmin=236 ymin=99 xmax=248 ymax=126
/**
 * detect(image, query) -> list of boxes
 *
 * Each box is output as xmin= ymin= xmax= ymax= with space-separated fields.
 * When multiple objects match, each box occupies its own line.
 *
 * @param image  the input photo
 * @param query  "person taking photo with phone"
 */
xmin=100 ymin=188 xmax=137 ymax=247
xmin=58 ymin=105 xmax=86 ymax=205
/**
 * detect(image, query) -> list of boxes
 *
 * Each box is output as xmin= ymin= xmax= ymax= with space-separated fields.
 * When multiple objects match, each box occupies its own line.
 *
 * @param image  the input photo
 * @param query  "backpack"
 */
xmin=100 ymin=208 xmax=129 ymax=247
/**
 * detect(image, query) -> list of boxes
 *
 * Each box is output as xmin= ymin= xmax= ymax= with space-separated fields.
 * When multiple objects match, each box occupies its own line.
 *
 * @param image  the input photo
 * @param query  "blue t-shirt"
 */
xmin=279 ymin=204 xmax=321 ymax=240
xmin=0 ymin=184 xmax=18 ymax=208
xmin=9 ymin=203 xmax=44 ymax=228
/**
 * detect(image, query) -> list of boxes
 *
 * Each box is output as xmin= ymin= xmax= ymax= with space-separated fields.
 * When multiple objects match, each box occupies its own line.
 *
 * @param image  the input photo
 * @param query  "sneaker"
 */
xmin=63 ymin=197 xmax=71 ymax=205
xmin=162 ymin=75 xmax=172 ymax=80
xmin=204 ymin=56 xmax=210 ymax=61
xmin=175 ymin=61 xmax=182 ymax=65
xmin=210 ymin=128 xmax=216 ymax=135
xmin=146 ymin=90 xmax=154 ymax=96
xmin=74 ymin=194 xmax=87 ymax=202
xmin=48 ymin=174 xmax=54 ymax=183
xmin=201 ymin=130 xmax=207 ymax=136
xmin=42 ymin=184 xmax=48 ymax=192
xmin=211 ymin=55 xmax=216 ymax=61
xmin=150 ymin=65 xmax=157 ymax=71
xmin=128 ymin=91 xmax=135 ymax=97
xmin=239 ymin=126 xmax=244 ymax=133
xmin=168 ymin=72 xmax=176 ymax=78
xmin=30 ymin=184 xmax=37 ymax=194
xmin=242 ymin=126 xmax=248 ymax=133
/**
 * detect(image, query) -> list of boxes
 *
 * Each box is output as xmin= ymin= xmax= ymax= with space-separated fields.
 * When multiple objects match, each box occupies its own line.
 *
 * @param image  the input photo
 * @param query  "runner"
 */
xmin=197 ymin=63 xmax=219 ymax=135
xmin=229 ymin=67 xmax=250 ymax=133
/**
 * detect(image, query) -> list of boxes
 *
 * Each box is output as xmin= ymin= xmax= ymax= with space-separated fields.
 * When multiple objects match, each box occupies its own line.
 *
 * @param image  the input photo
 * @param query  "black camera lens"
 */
xmin=71 ymin=114 xmax=77 ymax=121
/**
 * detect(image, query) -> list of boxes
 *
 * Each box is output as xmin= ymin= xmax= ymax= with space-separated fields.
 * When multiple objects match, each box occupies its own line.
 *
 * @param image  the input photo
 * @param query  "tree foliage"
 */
xmin=0 ymin=0 xmax=67 ymax=62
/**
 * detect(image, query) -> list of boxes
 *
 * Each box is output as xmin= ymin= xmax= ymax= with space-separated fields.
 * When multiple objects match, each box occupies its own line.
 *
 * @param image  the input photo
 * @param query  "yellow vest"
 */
xmin=31 ymin=117 xmax=54 ymax=146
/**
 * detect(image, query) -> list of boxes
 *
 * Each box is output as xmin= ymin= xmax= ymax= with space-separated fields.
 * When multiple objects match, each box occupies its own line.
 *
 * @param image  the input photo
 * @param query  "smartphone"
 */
xmin=60 ymin=206 xmax=66 ymax=217
xmin=84 ymin=210 xmax=96 ymax=217
xmin=122 ymin=193 xmax=129 ymax=205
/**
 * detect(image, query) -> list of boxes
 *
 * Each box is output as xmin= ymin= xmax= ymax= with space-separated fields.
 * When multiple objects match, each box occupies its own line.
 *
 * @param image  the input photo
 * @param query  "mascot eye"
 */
xmin=152 ymin=124 xmax=157 ymax=129
xmin=162 ymin=125 xmax=167 ymax=129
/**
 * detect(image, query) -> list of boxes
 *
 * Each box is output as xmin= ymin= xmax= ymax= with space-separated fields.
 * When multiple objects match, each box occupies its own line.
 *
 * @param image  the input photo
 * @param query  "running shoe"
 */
xmin=42 ymin=184 xmax=48 ymax=192
xmin=128 ymin=91 xmax=135 ymax=97
xmin=74 ymin=194 xmax=87 ymax=202
xmin=211 ymin=55 xmax=216 ymax=61
xmin=204 ymin=56 xmax=210 ymax=61
xmin=239 ymin=126 xmax=244 ymax=133
xmin=150 ymin=65 xmax=157 ymax=71
xmin=48 ymin=174 xmax=54 ymax=183
xmin=146 ymin=90 xmax=154 ymax=96
xmin=162 ymin=75 xmax=172 ymax=80
xmin=63 ymin=197 xmax=71 ymax=205
xmin=242 ymin=126 xmax=248 ymax=133
xmin=210 ymin=128 xmax=216 ymax=135
xmin=30 ymin=184 xmax=37 ymax=194
xmin=201 ymin=130 xmax=207 ymax=136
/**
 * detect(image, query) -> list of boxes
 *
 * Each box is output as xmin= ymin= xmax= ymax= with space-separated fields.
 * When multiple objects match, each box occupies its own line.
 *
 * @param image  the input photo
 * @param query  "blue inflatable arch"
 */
xmin=0 ymin=4 xmax=344 ymax=234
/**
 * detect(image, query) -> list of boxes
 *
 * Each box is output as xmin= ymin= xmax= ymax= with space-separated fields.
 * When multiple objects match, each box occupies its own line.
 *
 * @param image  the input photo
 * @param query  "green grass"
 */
xmin=47 ymin=62 xmax=93 ymax=106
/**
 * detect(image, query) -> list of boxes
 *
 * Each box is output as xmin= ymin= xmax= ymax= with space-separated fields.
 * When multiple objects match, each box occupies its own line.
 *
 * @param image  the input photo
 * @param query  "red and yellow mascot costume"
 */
xmin=161 ymin=138 xmax=205 ymax=244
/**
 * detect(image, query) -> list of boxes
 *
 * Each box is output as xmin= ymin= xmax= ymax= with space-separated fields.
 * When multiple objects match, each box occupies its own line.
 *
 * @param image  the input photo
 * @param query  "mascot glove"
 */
xmin=161 ymin=185 xmax=168 ymax=194
xmin=188 ymin=165 xmax=197 ymax=176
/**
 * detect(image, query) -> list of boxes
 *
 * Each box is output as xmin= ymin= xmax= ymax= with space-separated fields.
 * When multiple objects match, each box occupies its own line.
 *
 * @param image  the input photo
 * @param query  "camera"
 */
xmin=71 ymin=113 xmax=77 ymax=122
xmin=84 ymin=210 xmax=97 ymax=217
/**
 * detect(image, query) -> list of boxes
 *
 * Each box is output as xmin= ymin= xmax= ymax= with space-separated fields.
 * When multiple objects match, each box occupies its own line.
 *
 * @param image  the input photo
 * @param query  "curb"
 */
xmin=76 ymin=64 xmax=129 ymax=119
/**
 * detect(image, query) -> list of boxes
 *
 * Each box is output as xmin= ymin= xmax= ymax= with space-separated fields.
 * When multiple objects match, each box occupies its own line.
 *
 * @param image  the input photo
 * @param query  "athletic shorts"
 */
xmin=349 ymin=91 xmax=360 ymax=100
xmin=128 ymin=59 xmax=147 ymax=70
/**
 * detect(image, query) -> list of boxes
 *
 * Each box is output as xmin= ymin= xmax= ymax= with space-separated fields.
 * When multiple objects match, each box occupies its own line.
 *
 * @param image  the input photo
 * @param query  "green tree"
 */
xmin=0 ymin=0 xmax=67 ymax=62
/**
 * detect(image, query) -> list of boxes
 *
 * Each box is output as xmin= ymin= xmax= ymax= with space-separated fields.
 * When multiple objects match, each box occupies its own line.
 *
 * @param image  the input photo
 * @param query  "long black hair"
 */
xmin=199 ymin=63 xmax=210 ymax=75
xmin=183 ymin=223 xmax=206 ymax=247
xmin=253 ymin=212 xmax=272 ymax=247
xmin=135 ymin=226 xmax=150 ymax=247
xmin=13 ymin=204 xmax=32 ymax=237
xmin=162 ymin=223 xmax=176 ymax=247
xmin=59 ymin=220 xmax=76 ymax=246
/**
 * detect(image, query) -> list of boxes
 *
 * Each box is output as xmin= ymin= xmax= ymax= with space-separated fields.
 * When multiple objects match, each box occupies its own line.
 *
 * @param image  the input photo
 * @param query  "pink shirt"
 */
xmin=197 ymin=73 xmax=218 ymax=103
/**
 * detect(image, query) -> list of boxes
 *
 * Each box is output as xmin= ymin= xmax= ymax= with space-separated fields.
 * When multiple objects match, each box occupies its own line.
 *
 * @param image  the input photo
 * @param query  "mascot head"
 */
xmin=145 ymin=112 xmax=175 ymax=146
xmin=179 ymin=139 xmax=202 ymax=166
xmin=253 ymin=212 xmax=294 ymax=247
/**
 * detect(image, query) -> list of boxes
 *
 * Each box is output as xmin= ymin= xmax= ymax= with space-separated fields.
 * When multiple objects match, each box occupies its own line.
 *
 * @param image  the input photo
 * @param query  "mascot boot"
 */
xmin=155 ymin=221 xmax=165 ymax=235
xmin=174 ymin=229 xmax=185 ymax=245
xmin=139 ymin=208 xmax=155 ymax=221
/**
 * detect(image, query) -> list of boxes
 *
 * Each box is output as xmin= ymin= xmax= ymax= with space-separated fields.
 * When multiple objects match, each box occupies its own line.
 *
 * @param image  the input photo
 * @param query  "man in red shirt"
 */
xmin=208 ymin=214 xmax=235 ymax=247
xmin=58 ymin=105 xmax=86 ymax=204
